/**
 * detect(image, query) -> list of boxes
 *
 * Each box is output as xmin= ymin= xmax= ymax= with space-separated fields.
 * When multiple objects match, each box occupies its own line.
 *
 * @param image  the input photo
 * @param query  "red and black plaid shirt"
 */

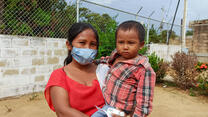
xmin=101 ymin=50 xmax=156 ymax=117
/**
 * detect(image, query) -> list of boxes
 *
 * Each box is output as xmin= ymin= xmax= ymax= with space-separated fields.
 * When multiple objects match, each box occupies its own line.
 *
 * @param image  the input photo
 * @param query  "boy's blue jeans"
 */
xmin=91 ymin=105 xmax=113 ymax=117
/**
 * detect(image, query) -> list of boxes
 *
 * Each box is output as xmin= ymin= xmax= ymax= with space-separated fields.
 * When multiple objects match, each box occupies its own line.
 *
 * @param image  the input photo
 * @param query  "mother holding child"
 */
xmin=44 ymin=21 xmax=156 ymax=117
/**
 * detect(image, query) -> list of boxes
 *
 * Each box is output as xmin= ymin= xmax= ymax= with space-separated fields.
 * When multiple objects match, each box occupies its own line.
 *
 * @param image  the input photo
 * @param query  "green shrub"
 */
xmin=148 ymin=52 xmax=168 ymax=83
xmin=196 ymin=70 xmax=208 ymax=95
xmin=138 ymin=46 xmax=148 ymax=55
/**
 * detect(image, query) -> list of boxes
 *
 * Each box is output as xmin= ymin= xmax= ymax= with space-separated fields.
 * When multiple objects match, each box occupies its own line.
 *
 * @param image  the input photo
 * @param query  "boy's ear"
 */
xmin=66 ymin=41 xmax=72 ymax=50
xmin=139 ymin=42 xmax=145 ymax=49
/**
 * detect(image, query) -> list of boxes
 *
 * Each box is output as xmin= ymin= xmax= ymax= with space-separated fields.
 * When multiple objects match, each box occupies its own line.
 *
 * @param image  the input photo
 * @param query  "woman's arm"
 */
xmin=50 ymin=86 xmax=89 ymax=117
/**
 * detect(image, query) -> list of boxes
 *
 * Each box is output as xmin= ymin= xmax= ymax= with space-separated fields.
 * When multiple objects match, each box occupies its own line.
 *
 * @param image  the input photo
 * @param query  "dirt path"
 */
xmin=0 ymin=86 xmax=208 ymax=117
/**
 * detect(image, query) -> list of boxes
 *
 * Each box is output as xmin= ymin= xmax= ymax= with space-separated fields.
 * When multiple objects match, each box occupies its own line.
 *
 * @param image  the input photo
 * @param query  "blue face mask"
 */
xmin=71 ymin=47 xmax=97 ymax=65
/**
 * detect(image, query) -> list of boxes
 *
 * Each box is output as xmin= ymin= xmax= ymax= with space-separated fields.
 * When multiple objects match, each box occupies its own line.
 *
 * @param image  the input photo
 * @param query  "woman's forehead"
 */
xmin=74 ymin=29 xmax=97 ymax=41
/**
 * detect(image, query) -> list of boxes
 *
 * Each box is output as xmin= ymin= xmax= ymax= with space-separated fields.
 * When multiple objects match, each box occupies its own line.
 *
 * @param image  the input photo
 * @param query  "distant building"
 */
xmin=169 ymin=19 xmax=208 ymax=62
xmin=189 ymin=19 xmax=208 ymax=62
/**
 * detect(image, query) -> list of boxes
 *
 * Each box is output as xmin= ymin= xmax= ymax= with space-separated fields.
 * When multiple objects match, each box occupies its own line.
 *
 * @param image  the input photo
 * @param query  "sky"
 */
xmin=69 ymin=0 xmax=208 ymax=31
xmin=86 ymin=0 xmax=208 ymax=23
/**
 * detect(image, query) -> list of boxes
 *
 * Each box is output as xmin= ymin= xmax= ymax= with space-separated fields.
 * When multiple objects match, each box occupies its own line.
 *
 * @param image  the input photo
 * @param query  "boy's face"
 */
xmin=116 ymin=29 xmax=143 ymax=59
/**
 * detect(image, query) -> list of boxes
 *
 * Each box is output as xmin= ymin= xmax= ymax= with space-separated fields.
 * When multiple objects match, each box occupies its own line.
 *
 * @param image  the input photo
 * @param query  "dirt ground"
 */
xmin=0 ymin=85 xmax=208 ymax=117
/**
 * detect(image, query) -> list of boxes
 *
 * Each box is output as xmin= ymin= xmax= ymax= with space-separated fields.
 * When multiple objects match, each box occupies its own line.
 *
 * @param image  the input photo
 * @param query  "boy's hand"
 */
xmin=109 ymin=107 xmax=126 ymax=117
xmin=112 ymin=114 xmax=123 ymax=117
xmin=112 ymin=114 xmax=130 ymax=117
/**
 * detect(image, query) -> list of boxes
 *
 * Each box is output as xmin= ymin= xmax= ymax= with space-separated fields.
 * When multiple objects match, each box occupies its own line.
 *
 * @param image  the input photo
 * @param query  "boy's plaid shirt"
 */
xmin=100 ymin=50 xmax=156 ymax=117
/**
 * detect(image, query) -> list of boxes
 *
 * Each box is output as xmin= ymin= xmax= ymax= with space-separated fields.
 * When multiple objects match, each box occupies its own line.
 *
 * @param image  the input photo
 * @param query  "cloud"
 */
xmin=89 ymin=0 xmax=114 ymax=5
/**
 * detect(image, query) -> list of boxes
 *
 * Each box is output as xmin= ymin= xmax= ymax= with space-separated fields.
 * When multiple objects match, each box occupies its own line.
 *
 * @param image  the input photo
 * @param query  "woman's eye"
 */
xmin=79 ymin=42 xmax=85 ymax=44
xmin=91 ymin=43 xmax=97 ymax=46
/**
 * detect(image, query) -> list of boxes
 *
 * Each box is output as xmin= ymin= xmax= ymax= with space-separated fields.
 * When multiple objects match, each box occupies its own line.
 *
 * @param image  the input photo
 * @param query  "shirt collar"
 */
xmin=108 ymin=49 xmax=150 ymax=68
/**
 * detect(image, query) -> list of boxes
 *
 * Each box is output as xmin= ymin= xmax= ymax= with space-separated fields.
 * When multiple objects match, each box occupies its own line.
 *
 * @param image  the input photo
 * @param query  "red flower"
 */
xmin=200 ymin=64 xmax=206 ymax=69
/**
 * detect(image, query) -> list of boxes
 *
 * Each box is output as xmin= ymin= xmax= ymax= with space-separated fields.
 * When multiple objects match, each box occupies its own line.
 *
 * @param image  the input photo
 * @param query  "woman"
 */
xmin=44 ymin=23 xmax=105 ymax=117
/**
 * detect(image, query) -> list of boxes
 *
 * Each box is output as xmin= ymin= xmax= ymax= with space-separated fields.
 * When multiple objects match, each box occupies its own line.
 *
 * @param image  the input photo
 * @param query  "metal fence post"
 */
xmin=146 ymin=11 xmax=155 ymax=44
xmin=76 ymin=0 xmax=80 ymax=23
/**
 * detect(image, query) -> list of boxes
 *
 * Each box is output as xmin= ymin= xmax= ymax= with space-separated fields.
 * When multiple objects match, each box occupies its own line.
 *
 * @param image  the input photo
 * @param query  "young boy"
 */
xmin=93 ymin=20 xmax=156 ymax=117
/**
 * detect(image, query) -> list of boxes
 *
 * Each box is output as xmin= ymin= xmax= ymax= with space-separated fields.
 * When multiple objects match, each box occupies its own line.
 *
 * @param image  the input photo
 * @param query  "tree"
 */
xmin=158 ymin=30 xmax=177 ymax=43
xmin=96 ymin=18 xmax=117 ymax=58
xmin=148 ymin=25 xmax=160 ymax=43
xmin=1 ymin=0 xmax=117 ymax=39
xmin=186 ymin=30 xmax=193 ymax=36
xmin=80 ymin=7 xmax=116 ymax=33
xmin=1 ymin=0 xmax=54 ymax=36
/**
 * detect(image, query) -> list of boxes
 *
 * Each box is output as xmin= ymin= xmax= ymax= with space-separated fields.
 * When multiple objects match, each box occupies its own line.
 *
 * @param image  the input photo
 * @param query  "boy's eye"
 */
xmin=128 ymin=41 xmax=135 ymax=44
xmin=118 ymin=41 xmax=124 ymax=44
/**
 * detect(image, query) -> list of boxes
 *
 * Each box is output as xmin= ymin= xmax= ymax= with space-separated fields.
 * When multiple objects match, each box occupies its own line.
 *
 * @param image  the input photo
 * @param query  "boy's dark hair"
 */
xmin=115 ymin=20 xmax=145 ymax=43
xmin=64 ymin=23 xmax=99 ymax=65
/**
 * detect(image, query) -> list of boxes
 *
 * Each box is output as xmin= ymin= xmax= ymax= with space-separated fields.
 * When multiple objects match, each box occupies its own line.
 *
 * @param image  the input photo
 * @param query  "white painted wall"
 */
xmin=148 ymin=44 xmax=182 ymax=62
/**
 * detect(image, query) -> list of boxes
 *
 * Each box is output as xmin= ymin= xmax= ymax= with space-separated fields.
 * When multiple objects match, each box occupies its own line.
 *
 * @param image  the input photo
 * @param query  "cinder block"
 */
xmin=1 ymin=48 xmax=19 ymax=58
xmin=30 ymin=39 xmax=46 ymax=48
xmin=32 ymin=57 xmax=44 ymax=65
xmin=47 ymin=41 xmax=58 ymax=48
xmin=54 ymin=49 xmax=66 ymax=56
xmin=21 ymin=67 xmax=36 ymax=75
xmin=0 ymin=39 xmax=11 ymax=48
xmin=59 ymin=40 xmax=67 ymax=48
xmin=3 ymin=69 xmax=19 ymax=76
xmin=22 ymin=48 xmax=37 ymax=56
xmin=47 ymin=57 xmax=59 ymax=64
xmin=46 ymin=50 xmax=52 ymax=56
xmin=12 ymin=39 xmax=29 ymax=47
xmin=0 ymin=59 xmax=6 ymax=67
xmin=35 ymin=75 xmax=45 ymax=82
xmin=36 ymin=65 xmax=52 ymax=74
xmin=39 ymin=49 xmax=52 ymax=56
xmin=14 ymin=57 xmax=32 ymax=67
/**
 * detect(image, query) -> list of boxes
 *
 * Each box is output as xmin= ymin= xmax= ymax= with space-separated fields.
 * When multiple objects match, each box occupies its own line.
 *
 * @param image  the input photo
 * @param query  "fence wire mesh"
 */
xmin=0 ymin=0 xmax=77 ymax=38
xmin=0 ymin=0 xmax=183 ymax=42
xmin=0 ymin=0 xmax=207 ymax=61
xmin=80 ymin=0 xmax=182 ymax=45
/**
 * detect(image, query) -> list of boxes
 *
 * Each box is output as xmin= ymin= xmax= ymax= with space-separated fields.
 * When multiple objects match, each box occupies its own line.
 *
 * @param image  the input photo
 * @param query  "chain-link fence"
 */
xmin=2 ymin=0 xmax=207 ymax=62
xmin=0 ymin=0 xmax=183 ymax=40
xmin=78 ymin=0 xmax=185 ymax=58
xmin=79 ymin=0 xmax=183 ymax=45
xmin=0 ymin=0 xmax=187 ymax=60
xmin=0 ymin=0 xmax=77 ymax=38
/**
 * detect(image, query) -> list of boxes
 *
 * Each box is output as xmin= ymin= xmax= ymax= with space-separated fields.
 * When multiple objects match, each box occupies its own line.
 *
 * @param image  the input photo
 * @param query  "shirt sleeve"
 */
xmin=133 ymin=67 xmax=156 ymax=117
xmin=44 ymin=69 xmax=68 ymax=111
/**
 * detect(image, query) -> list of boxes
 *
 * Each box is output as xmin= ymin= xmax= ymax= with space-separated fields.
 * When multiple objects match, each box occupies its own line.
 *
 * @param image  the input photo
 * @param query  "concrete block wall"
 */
xmin=0 ymin=34 xmax=67 ymax=98
xmin=149 ymin=44 xmax=208 ymax=62
xmin=149 ymin=44 xmax=182 ymax=62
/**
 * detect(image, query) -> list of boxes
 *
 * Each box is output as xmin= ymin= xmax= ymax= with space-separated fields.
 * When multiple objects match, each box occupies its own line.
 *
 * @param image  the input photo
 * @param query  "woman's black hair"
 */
xmin=64 ymin=23 xmax=99 ymax=65
xmin=115 ymin=20 xmax=145 ymax=43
